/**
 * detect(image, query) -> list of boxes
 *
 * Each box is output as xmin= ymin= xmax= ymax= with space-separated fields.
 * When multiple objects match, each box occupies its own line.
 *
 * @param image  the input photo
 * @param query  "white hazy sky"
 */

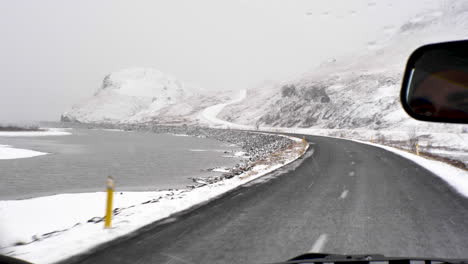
xmin=0 ymin=0 xmax=442 ymax=123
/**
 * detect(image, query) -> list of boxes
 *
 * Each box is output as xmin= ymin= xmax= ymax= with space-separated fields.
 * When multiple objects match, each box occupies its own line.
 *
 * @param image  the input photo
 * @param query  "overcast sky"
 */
xmin=0 ymin=0 xmax=441 ymax=123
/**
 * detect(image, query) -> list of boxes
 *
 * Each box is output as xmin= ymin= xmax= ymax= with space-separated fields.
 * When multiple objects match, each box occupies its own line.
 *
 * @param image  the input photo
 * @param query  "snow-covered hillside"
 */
xmin=63 ymin=1 xmax=468 ymax=136
xmin=219 ymin=1 xmax=468 ymax=134
xmin=62 ymin=68 xmax=230 ymax=124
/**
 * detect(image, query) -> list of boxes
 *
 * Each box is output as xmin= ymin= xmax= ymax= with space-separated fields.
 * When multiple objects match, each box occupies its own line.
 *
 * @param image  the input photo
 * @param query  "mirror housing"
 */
xmin=401 ymin=40 xmax=468 ymax=124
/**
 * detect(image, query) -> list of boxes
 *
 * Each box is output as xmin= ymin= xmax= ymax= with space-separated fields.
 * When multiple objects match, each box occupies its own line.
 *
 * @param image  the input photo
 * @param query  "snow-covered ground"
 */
xmin=0 ymin=128 xmax=71 ymax=159
xmin=262 ymin=127 xmax=468 ymax=165
xmin=0 ymin=128 xmax=71 ymax=137
xmin=265 ymin=127 xmax=468 ymax=198
xmin=0 ymin=145 xmax=48 ymax=160
xmin=352 ymin=139 xmax=468 ymax=198
xmin=0 ymin=136 xmax=308 ymax=264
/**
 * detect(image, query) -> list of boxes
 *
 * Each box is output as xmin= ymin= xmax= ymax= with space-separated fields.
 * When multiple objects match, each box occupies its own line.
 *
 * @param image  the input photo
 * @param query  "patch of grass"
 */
xmin=373 ymin=138 xmax=467 ymax=171
xmin=419 ymin=151 xmax=467 ymax=171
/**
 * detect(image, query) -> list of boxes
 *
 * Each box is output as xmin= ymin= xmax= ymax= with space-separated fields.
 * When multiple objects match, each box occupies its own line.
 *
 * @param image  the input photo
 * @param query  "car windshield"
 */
xmin=0 ymin=1 xmax=467 ymax=264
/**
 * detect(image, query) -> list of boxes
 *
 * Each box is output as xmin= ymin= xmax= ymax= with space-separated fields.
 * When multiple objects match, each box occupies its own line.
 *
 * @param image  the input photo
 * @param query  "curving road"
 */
xmin=65 ymin=135 xmax=468 ymax=264
xmin=198 ymin=89 xmax=251 ymax=130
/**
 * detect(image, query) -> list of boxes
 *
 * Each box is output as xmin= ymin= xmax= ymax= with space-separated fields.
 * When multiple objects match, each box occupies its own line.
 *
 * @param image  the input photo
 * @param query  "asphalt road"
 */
xmin=67 ymin=135 xmax=468 ymax=264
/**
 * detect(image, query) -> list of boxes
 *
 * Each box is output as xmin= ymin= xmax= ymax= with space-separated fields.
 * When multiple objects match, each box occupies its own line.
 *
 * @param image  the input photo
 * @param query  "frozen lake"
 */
xmin=0 ymin=129 xmax=242 ymax=200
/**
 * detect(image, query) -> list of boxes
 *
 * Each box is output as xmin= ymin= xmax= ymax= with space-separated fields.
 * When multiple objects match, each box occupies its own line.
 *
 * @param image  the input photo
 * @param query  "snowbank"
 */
xmin=0 ymin=128 xmax=71 ymax=137
xmin=0 ymin=145 xmax=48 ymax=160
xmin=352 ymin=139 xmax=468 ymax=198
xmin=266 ymin=127 xmax=468 ymax=199
xmin=0 ymin=136 xmax=308 ymax=264
xmin=267 ymin=125 xmax=468 ymax=199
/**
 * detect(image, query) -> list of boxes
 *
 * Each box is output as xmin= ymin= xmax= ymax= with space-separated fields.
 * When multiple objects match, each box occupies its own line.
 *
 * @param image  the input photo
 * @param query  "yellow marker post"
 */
xmin=416 ymin=143 xmax=420 ymax=156
xmin=104 ymin=176 xmax=114 ymax=229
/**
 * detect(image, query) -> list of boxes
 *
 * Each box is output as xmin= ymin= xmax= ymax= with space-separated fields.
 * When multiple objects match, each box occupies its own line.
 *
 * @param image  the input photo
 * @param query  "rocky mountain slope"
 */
xmin=63 ymin=1 xmax=468 ymax=134
xmin=61 ymin=68 xmax=231 ymax=124
xmin=218 ymin=1 xmax=468 ymax=133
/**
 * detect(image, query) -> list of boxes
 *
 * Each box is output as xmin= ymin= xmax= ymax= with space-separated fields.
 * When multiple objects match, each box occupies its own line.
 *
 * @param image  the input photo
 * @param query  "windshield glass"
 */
xmin=0 ymin=1 xmax=467 ymax=264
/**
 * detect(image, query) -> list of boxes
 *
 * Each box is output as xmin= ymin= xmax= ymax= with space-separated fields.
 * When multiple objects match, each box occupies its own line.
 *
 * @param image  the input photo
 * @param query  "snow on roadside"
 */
xmin=352 ymin=139 xmax=468 ymax=198
xmin=256 ymin=126 xmax=468 ymax=198
xmin=269 ymin=123 xmax=468 ymax=198
xmin=0 ymin=128 xmax=71 ymax=137
xmin=0 ymin=145 xmax=48 ymax=160
xmin=256 ymin=127 xmax=468 ymax=167
xmin=211 ymin=167 xmax=230 ymax=173
xmin=0 ymin=135 xmax=308 ymax=264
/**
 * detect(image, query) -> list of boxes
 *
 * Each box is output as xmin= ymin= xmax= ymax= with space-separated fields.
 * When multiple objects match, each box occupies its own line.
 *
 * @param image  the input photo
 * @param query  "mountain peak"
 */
xmin=100 ymin=68 xmax=185 ymax=98
xmin=62 ymin=68 xmax=191 ymax=123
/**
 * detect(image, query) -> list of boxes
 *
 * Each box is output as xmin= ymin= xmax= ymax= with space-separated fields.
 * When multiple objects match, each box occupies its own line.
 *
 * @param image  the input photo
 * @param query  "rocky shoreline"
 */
xmin=58 ymin=122 xmax=295 ymax=185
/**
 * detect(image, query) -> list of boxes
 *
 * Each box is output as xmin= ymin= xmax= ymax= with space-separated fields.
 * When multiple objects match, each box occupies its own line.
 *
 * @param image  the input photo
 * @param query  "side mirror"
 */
xmin=401 ymin=40 xmax=468 ymax=124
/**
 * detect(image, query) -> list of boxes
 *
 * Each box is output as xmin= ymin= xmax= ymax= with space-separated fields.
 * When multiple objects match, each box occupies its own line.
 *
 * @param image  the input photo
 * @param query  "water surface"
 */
xmin=0 ymin=129 xmax=241 ymax=200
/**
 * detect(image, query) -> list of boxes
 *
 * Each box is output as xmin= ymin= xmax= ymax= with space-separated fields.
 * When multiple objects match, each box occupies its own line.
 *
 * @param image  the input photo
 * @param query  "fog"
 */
xmin=0 ymin=0 xmax=440 ymax=123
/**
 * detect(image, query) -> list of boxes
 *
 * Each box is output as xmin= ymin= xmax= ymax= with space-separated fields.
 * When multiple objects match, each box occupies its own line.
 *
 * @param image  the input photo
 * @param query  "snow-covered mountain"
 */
xmin=62 ymin=68 xmax=230 ymax=124
xmin=63 ymin=1 xmax=468 ymax=134
xmin=218 ymin=1 xmax=468 ymax=133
